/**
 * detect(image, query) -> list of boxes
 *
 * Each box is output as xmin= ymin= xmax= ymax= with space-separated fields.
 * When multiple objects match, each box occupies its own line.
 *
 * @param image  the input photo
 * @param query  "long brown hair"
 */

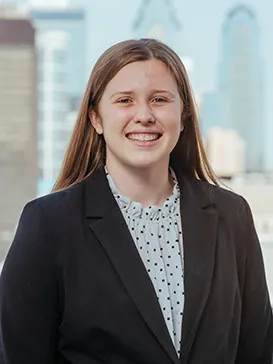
xmin=53 ymin=38 xmax=217 ymax=191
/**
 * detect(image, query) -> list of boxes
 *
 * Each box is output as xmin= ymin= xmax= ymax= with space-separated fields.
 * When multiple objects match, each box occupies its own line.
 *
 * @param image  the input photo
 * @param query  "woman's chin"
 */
xmin=124 ymin=156 xmax=169 ymax=170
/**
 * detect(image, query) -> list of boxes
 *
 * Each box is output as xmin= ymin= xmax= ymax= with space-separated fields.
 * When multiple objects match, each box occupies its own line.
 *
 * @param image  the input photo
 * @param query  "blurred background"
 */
xmin=0 ymin=0 xmax=272 ymax=299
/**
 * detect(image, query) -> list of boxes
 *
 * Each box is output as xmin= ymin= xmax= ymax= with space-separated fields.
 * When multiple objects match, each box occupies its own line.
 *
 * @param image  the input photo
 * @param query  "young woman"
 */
xmin=0 ymin=39 xmax=272 ymax=364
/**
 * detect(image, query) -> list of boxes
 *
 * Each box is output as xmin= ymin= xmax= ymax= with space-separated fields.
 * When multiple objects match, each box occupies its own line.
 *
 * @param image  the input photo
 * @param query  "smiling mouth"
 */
xmin=126 ymin=133 xmax=162 ymax=141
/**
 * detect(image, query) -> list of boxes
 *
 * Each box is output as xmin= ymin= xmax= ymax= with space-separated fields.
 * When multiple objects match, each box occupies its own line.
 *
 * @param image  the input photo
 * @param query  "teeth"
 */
xmin=127 ymin=133 xmax=159 ymax=141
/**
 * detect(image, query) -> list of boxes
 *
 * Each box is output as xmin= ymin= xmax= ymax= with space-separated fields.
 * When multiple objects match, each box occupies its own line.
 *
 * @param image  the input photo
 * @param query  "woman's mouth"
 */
xmin=126 ymin=133 xmax=161 ymax=141
xmin=126 ymin=133 xmax=162 ymax=147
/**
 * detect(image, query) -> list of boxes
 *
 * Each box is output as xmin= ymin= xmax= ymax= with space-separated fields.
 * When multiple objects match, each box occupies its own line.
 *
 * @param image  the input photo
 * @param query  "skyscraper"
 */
xmin=200 ymin=92 xmax=220 ymax=135
xmin=133 ymin=0 xmax=181 ymax=52
xmin=30 ymin=8 xmax=86 ymax=194
xmin=0 ymin=14 xmax=38 ymax=261
xmin=218 ymin=5 xmax=264 ymax=172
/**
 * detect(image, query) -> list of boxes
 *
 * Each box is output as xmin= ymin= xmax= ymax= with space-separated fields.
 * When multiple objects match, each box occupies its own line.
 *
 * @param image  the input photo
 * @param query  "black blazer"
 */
xmin=0 ymin=168 xmax=272 ymax=364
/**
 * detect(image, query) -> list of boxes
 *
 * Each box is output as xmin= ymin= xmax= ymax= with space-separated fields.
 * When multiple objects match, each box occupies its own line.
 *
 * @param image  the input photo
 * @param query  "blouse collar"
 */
xmin=105 ymin=167 xmax=180 ymax=220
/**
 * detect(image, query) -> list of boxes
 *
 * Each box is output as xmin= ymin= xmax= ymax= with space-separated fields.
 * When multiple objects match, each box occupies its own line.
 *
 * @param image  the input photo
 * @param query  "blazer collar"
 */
xmin=84 ymin=167 xmax=117 ymax=218
xmin=83 ymin=168 xmax=218 ymax=364
xmin=174 ymin=169 xmax=219 ymax=363
xmin=84 ymin=167 xmax=214 ymax=216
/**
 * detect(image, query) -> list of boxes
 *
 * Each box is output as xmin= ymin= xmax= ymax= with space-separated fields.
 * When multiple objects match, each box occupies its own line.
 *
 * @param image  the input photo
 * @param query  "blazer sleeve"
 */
xmin=235 ymin=198 xmax=273 ymax=363
xmin=0 ymin=201 xmax=59 ymax=363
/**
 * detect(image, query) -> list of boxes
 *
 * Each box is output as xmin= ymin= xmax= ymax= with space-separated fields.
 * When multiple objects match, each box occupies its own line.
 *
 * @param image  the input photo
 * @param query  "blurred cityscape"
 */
xmin=0 ymin=0 xmax=272 ymax=299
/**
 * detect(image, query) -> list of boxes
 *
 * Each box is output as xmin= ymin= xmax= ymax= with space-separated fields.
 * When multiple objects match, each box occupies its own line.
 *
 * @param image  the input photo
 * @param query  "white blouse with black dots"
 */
xmin=106 ymin=169 xmax=185 ymax=356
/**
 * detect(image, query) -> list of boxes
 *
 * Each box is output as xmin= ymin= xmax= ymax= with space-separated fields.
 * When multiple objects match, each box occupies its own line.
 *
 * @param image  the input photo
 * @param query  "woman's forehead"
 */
xmin=103 ymin=59 xmax=178 ymax=94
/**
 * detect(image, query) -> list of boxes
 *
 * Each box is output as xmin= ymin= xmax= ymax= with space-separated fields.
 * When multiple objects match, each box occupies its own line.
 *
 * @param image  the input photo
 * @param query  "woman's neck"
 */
xmin=106 ymin=163 xmax=173 ymax=207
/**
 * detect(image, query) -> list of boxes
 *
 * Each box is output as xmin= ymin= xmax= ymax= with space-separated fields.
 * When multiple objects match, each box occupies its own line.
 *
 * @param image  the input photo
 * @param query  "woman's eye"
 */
xmin=118 ymin=98 xmax=131 ymax=104
xmin=153 ymin=97 xmax=166 ymax=103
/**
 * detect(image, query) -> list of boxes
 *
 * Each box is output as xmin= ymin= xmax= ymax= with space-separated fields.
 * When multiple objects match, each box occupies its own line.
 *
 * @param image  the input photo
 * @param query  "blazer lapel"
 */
xmin=176 ymin=174 xmax=219 ymax=364
xmin=84 ymin=169 xmax=180 ymax=364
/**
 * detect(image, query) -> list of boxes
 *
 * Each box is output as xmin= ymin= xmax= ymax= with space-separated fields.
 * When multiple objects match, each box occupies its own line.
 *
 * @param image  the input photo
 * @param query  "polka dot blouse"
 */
xmin=106 ymin=169 xmax=185 ymax=355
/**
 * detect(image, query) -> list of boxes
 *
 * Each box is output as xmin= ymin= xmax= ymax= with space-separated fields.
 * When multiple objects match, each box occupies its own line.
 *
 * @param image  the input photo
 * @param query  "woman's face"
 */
xmin=91 ymin=59 xmax=183 ymax=173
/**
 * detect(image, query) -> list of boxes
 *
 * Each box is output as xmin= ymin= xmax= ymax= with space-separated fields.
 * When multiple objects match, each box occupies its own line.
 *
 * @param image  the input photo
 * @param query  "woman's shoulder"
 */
xmin=23 ymin=180 xmax=85 ymax=224
xmin=189 ymin=180 xmax=256 ymax=242
xmin=194 ymin=178 xmax=250 ymax=217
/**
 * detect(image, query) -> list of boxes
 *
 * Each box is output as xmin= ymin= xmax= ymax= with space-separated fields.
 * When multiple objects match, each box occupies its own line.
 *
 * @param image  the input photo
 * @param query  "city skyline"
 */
xmin=3 ymin=0 xmax=272 ymax=169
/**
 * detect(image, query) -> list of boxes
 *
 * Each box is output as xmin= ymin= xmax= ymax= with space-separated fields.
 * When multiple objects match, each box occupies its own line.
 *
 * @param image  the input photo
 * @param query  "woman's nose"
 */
xmin=134 ymin=104 xmax=155 ymax=124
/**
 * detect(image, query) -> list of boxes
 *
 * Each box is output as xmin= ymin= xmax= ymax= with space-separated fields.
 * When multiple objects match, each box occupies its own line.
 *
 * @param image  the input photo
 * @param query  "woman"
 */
xmin=0 ymin=39 xmax=272 ymax=364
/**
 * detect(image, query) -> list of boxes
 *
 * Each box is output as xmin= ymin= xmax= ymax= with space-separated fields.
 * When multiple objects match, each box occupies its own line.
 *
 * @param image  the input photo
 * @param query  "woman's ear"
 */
xmin=180 ymin=112 xmax=186 ymax=132
xmin=180 ymin=101 xmax=187 ymax=132
xmin=181 ymin=106 xmax=190 ymax=132
xmin=180 ymin=119 xmax=184 ymax=132
xmin=89 ymin=108 xmax=103 ymax=135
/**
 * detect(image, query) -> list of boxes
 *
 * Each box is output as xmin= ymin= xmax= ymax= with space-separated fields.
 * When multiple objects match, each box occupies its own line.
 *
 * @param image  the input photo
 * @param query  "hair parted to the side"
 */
xmin=53 ymin=38 xmax=217 ymax=192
